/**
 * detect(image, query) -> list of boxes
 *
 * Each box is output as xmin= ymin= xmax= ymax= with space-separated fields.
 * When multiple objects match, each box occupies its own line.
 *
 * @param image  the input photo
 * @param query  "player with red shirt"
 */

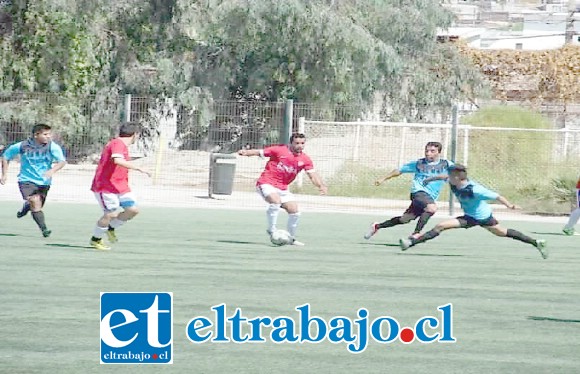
xmin=238 ymin=133 xmax=327 ymax=246
xmin=89 ymin=122 xmax=150 ymax=250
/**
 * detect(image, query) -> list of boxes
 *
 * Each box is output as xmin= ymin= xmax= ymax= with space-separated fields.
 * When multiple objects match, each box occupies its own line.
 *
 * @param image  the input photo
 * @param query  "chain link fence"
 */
xmin=1 ymin=93 xmax=579 ymax=214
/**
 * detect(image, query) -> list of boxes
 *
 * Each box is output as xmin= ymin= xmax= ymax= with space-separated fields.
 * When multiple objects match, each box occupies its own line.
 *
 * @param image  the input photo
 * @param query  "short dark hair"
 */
xmin=450 ymin=164 xmax=468 ymax=180
xmin=290 ymin=133 xmax=306 ymax=143
xmin=32 ymin=124 xmax=51 ymax=135
xmin=425 ymin=141 xmax=442 ymax=152
xmin=119 ymin=122 xmax=141 ymax=137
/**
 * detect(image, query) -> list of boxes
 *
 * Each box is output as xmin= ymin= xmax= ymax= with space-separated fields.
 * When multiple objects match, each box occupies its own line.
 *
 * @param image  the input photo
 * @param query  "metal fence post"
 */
xmin=282 ymin=99 xmax=293 ymax=144
xmin=297 ymin=117 xmax=306 ymax=188
xmin=122 ymin=94 xmax=132 ymax=122
xmin=449 ymin=104 xmax=459 ymax=216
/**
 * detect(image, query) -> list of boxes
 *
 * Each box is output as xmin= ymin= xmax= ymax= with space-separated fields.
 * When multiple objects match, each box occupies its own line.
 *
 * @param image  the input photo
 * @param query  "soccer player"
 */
xmin=89 ymin=122 xmax=150 ymax=250
xmin=562 ymin=176 xmax=580 ymax=236
xmin=364 ymin=142 xmax=453 ymax=240
xmin=237 ymin=132 xmax=327 ymax=246
xmin=0 ymin=124 xmax=66 ymax=237
xmin=398 ymin=164 xmax=548 ymax=259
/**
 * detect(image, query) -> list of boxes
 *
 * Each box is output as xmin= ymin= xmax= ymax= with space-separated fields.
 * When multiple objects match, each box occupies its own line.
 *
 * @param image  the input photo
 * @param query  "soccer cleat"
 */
xmin=399 ymin=238 xmax=412 ymax=251
xmin=290 ymin=239 xmax=305 ymax=246
xmin=364 ymin=222 xmax=380 ymax=240
xmin=534 ymin=239 xmax=548 ymax=259
xmin=90 ymin=239 xmax=111 ymax=251
xmin=107 ymin=229 xmax=118 ymax=243
xmin=16 ymin=203 xmax=30 ymax=218
xmin=42 ymin=229 xmax=52 ymax=238
xmin=562 ymin=227 xmax=575 ymax=236
xmin=16 ymin=209 xmax=29 ymax=219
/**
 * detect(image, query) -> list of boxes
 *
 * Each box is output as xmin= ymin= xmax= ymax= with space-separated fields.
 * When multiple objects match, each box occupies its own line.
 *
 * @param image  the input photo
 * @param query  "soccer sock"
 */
xmin=267 ymin=203 xmax=281 ymax=233
xmin=92 ymin=226 xmax=108 ymax=240
xmin=506 ymin=229 xmax=536 ymax=245
xmin=411 ymin=229 xmax=440 ymax=245
xmin=564 ymin=208 xmax=580 ymax=229
xmin=414 ymin=211 xmax=434 ymax=234
xmin=109 ymin=218 xmax=125 ymax=230
xmin=19 ymin=202 xmax=30 ymax=214
xmin=31 ymin=211 xmax=47 ymax=231
xmin=287 ymin=212 xmax=301 ymax=237
xmin=378 ymin=217 xmax=403 ymax=229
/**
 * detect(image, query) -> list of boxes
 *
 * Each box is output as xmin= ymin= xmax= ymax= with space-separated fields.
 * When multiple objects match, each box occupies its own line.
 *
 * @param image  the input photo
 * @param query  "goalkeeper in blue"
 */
xmin=398 ymin=164 xmax=548 ymax=259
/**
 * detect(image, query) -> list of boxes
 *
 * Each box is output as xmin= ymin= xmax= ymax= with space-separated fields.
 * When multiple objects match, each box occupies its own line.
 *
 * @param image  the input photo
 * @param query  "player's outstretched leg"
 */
xmin=365 ymin=214 xmax=414 ymax=240
xmin=504 ymin=229 xmax=548 ymax=259
xmin=399 ymin=229 xmax=441 ymax=251
xmin=364 ymin=222 xmax=380 ymax=240
xmin=400 ymin=219 xmax=460 ymax=251
xmin=534 ymin=239 xmax=548 ymax=259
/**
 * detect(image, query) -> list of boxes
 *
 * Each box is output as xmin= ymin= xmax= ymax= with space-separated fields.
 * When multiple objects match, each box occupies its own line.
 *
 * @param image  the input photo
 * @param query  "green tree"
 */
xmin=0 ymin=0 xmax=489 ymax=153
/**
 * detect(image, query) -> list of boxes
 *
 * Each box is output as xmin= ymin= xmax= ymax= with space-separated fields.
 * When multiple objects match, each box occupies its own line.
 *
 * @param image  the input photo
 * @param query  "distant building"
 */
xmin=440 ymin=1 xmax=580 ymax=50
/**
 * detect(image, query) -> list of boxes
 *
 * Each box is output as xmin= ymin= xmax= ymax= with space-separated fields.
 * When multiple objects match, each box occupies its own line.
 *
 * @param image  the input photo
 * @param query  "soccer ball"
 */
xmin=270 ymin=229 xmax=293 ymax=246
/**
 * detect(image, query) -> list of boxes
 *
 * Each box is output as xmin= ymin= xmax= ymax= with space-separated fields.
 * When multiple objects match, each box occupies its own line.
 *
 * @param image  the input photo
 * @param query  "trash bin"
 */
xmin=209 ymin=153 xmax=237 ymax=198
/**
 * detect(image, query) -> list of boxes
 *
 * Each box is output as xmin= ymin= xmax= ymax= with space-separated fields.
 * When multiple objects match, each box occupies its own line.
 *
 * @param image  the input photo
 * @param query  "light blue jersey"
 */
xmin=3 ymin=139 xmax=66 ymax=186
xmin=451 ymin=180 xmax=499 ymax=220
xmin=399 ymin=158 xmax=454 ymax=200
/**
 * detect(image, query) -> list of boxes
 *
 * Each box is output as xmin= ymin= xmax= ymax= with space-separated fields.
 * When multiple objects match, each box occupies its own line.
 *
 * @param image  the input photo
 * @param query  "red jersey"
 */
xmin=257 ymin=145 xmax=314 ymax=190
xmin=91 ymin=138 xmax=131 ymax=194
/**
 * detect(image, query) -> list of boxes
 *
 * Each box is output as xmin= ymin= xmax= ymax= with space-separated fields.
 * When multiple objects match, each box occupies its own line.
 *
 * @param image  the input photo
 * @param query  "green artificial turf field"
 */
xmin=0 ymin=202 xmax=578 ymax=373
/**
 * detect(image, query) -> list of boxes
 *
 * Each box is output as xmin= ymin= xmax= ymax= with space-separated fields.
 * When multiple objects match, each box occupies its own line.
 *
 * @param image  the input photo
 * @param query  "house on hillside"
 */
xmin=440 ymin=1 xmax=580 ymax=50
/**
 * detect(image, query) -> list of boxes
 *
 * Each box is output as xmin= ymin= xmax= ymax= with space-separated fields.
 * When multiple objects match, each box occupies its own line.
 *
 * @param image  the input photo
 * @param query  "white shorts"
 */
xmin=256 ymin=184 xmax=294 ymax=204
xmin=94 ymin=192 xmax=137 ymax=213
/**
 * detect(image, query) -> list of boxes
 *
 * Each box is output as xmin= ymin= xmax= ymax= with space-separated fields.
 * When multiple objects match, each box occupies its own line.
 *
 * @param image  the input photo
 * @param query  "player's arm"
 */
xmin=496 ymin=195 xmax=519 ymax=210
xmin=43 ymin=160 xmax=66 ymax=179
xmin=237 ymin=149 xmax=262 ymax=157
xmin=375 ymin=169 xmax=402 ymax=186
xmin=113 ymin=157 xmax=151 ymax=177
xmin=0 ymin=143 xmax=19 ymax=185
xmin=0 ymin=157 xmax=7 ymax=185
xmin=43 ymin=143 xmax=67 ymax=179
xmin=306 ymin=170 xmax=328 ymax=195
xmin=423 ymin=174 xmax=449 ymax=185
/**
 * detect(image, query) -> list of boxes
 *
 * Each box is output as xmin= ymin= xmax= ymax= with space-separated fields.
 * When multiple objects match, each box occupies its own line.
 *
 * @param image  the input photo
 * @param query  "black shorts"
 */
xmin=18 ymin=182 xmax=50 ymax=200
xmin=404 ymin=191 xmax=435 ymax=217
xmin=457 ymin=215 xmax=498 ymax=228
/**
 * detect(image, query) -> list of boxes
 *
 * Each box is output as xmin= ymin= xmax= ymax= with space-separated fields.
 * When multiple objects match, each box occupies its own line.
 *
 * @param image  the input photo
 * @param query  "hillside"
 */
xmin=458 ymin=44 xmax=580 ymax=102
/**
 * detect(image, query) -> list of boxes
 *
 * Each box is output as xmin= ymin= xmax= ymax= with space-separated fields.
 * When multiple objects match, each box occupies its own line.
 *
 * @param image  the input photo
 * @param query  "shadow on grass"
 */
xmin=364 ymin=242 xmax=463 ymax=256
xmin=363 ymin=242 xmax=399 ymax=247
xmin=399 ymin=253 xmax=463 ymax=257
xmin=45 ymin=243 xmax=94 ymax=250
xmin=0 ymin=233 xmax=19 ymax=237
xmin=528 ymin=316 xmax=580 ymax=324
xmin=530 ymin=231 xmax=577 ymax=236
xmin=216 ymin=240 xmax=267 ymax=246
